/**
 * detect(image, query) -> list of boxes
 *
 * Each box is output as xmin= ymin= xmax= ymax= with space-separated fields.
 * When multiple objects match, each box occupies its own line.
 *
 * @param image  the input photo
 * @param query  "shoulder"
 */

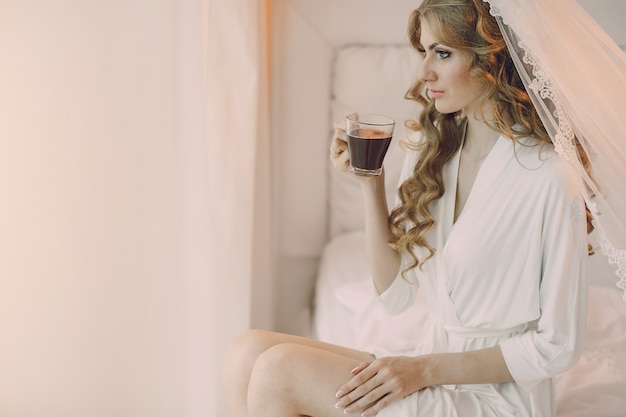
xmin=510 ymin=137 xmax=579 ymax=196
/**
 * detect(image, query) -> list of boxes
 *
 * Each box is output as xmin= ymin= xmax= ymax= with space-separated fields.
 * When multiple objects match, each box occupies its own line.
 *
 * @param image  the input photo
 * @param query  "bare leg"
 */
xmin=223 ymin=329 xmax=374 ymax=417
xmin=247 ymin=342 xmax=375 ymax=417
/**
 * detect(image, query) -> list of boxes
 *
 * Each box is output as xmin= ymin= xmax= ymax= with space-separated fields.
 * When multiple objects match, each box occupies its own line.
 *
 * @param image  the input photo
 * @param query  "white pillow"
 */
xmin=313 ymin=231 xmax=430 ymax=354
xmin=328 ymin=44 xmax=422 ymax=237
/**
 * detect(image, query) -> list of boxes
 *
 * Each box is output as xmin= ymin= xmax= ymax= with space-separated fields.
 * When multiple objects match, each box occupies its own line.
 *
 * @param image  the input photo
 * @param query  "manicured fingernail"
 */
xmin=350 ymin=366 xmax=360 ymax=374
xmin=335 ymin=390 xmax=345 ymax=398
xmin=344 ymin=408 xmax=353 ymax=415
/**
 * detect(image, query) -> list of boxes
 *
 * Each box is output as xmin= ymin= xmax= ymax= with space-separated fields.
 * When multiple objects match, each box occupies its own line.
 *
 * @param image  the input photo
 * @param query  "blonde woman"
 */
xmin=221 ymin=0 xmax=623 ymax=416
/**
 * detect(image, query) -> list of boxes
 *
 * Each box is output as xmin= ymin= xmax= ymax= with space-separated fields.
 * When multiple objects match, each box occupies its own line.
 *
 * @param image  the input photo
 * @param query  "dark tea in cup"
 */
xmin=346 ymin=113 xmax=395 ymax=176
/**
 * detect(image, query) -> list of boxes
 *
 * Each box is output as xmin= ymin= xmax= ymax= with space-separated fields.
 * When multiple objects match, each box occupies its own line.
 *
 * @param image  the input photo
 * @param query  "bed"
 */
xmin=271 ymin=1 xmax=626 ymax=415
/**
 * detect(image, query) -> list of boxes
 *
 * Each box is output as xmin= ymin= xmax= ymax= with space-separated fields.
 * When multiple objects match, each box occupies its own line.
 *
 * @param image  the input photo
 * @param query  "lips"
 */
xmin=429 ymin=89 xmax=444 ymax=99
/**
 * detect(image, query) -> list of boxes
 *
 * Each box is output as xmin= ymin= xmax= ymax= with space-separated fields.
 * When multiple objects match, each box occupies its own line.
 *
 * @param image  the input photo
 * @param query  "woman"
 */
xmin=223 ymin=1 xmax=597 ymax=416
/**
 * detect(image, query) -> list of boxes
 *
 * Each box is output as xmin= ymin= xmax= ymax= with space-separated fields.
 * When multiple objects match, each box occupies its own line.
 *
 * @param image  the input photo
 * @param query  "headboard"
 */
xmin=328 ymin=44 xmax=421 ymax=237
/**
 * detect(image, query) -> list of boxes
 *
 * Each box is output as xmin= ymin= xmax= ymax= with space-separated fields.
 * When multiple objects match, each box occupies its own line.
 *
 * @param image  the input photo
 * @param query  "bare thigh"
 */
xmin=223 ymin=329 xmax=375 ymax=417
xmin=248 ymin=342 xmax=378 ymax=417
xmin=239 ymin=329 xmax=375 ymax=362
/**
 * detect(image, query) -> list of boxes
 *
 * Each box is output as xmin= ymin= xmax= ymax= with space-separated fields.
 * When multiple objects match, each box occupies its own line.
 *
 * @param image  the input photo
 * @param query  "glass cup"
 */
xmin=346 ymin=113 xmax=395 ymax=177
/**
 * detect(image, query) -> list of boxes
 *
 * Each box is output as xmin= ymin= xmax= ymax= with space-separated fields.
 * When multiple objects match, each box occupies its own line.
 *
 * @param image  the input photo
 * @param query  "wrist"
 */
xmin=415 ymin=347 xmax=513 ymax=387
xmin=415 ymin=354 xmax=441 ymax=387
xmin=358 ymin=169 xmax=386 ymax=191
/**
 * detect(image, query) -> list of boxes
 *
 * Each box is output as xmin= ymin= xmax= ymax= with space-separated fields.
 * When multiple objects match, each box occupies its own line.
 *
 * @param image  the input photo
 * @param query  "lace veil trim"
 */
xmin=484 ymin=0 xmax=626 ymax=301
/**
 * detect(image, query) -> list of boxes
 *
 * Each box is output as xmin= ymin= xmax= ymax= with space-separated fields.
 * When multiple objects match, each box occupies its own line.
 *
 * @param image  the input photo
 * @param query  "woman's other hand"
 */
xmin=334 ymin=356 xmax=428 ymax=417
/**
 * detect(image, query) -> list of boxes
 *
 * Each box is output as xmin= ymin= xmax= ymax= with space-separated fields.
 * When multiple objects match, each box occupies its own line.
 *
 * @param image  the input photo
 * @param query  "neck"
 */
xmin=462 ymin=104 xmax=501 ymax=160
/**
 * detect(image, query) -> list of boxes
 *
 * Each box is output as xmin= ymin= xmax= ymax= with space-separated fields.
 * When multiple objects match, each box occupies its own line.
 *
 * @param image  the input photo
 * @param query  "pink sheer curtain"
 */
xmin=207 ymin=0 xmax=274 ymax=415
xmin=0 ymin=0 xmax=272 ymax=416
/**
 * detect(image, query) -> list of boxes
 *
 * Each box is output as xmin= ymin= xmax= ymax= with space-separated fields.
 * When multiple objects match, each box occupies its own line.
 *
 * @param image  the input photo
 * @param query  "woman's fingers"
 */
xmin=359 ymin=392 xmax=397 ymax=417
xmin=330 ymin=124 xmax=350 ymax=171
xmin=330 ymin=127 xmax=347 ymax=150
xmin=350 ymin=362 xmax=369 ymax=375
xmin=336 ymin=370 xmax=399 ymax=416
xmin=332 ymin=119 xmax=347 ymax=149
xmin=329 ymin=119 xmax=351 ymax=171
xmin=335 ymin=362 xmax=380 ymax=408
xmin=335 ymin=356 xmax=425 ymax=416
xmin=335 ymin=361 xmax=374 ymax=398
xmin=334 ymin=118 xmax=346 ymax=133
xmin=341 ymin=379 xmax=387 ymax=412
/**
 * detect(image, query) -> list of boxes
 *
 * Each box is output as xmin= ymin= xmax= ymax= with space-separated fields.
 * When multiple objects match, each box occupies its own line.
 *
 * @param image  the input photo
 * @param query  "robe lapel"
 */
xmin=454 ymin=135 xmax=512 ymax=228
xmin=437 ymin=146 xmax=462 ymax=250
xmin=433 ymin=146 xmax=463 ymax=326
xmin=434 ymin=134 xmax=513 ymax=326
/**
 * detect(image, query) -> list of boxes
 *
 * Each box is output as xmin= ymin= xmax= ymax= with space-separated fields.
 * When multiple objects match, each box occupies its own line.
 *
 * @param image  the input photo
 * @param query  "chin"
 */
xmin=433 ymin=100 xmax=460 ymax=115
xmin=434 ymin=105 xmax=460 ymax=115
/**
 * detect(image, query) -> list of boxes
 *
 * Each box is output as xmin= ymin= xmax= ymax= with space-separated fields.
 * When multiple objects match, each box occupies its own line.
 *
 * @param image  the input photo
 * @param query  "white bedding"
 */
xmin=312 ymin=44 xmax=626 ymax=416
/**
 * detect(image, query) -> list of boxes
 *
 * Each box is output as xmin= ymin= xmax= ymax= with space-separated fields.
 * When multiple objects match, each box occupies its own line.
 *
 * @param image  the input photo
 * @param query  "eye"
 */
xmin=435 ymin=49 xmax=451 ymax=59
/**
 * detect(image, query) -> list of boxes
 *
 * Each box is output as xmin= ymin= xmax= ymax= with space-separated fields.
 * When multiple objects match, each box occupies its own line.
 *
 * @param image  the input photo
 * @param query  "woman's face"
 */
xmin=417 ymin=19 xmax=485 ymax=115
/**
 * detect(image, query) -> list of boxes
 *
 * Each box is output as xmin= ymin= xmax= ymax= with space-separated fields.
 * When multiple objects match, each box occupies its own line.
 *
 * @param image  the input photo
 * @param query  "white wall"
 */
xmin=0 ymin=1 xmax=213 ymax=416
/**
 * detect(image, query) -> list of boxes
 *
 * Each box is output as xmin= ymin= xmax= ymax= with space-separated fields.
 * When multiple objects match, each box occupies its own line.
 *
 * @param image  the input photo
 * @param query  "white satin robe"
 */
xmin=373 ymin=134 xmax=588 ymax=417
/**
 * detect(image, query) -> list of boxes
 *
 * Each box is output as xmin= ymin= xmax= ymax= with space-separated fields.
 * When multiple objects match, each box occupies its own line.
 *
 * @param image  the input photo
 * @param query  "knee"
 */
xmin=223 ymin=329 xmax=271 ymax=373
xmin=248 ymin=343 xmax=301 ymax=405
xmin=251 ymin=343 xmax=300 ymax=376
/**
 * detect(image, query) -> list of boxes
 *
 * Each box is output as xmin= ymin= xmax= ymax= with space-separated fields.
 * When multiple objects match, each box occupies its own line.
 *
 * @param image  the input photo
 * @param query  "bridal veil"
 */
xmin=484 ymin=0 xmax=626 ymax=300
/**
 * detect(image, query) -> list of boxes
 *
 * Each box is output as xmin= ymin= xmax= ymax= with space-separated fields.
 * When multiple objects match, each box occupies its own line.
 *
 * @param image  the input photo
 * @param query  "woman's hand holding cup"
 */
xmin=330 ymin=113 xmax=395 ymax=178
xmin=330 ymin=119 xmax=350 ymax=172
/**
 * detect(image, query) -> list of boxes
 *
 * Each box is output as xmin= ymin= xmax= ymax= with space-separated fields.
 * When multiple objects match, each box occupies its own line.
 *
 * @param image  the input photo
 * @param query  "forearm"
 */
xmin=423 ymin=345 xmax=513 ymax=386
xmin=360 ymin=171 xmax=400 ymax=294
xmin=335 ymin=345 xmax=514 ymax=416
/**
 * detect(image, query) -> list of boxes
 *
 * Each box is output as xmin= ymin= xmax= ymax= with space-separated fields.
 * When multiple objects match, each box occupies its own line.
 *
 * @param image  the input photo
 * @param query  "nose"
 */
xmin=417 ymin=56 xmax=436 ymax=83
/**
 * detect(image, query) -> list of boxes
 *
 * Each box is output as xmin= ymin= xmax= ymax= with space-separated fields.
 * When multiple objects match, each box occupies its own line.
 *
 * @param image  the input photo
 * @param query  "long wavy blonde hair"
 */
xmin=389 ymin=0 xmax=592 ymax=273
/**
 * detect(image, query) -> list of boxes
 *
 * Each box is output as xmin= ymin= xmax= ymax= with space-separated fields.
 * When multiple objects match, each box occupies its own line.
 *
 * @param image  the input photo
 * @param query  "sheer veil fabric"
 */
xmin=483 ymin=0 xmax=626 ymax=300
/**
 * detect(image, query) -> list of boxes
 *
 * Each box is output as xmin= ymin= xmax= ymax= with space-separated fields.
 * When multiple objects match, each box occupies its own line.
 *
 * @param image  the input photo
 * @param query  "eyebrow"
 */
xmin=417 ymin=41 xmax=443 ymax=52
xmin=418 ymin=41 xmax=441 ymax=51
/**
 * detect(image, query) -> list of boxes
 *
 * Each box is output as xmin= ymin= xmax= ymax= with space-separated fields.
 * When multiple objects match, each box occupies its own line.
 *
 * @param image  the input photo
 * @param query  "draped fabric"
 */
xmin=0 ymin=0 xmax=272 ymax=416
xmin=483 ymin=0 xmax=626 ymax=300
xmin=208 ymin=0 xmax=274 ymax=415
